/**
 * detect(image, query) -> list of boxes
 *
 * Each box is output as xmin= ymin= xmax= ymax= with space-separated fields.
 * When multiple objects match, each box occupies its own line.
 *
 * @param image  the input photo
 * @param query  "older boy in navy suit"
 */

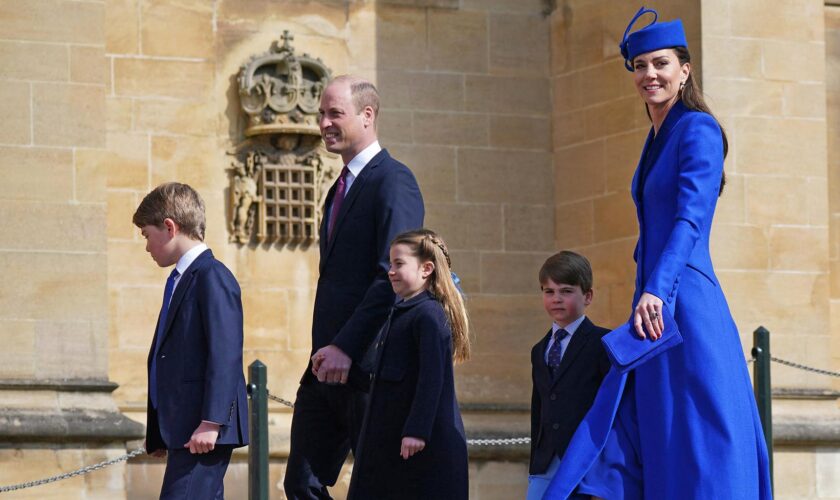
xmin=134 ymin=182 xmax=248 ymax=500
xmin=528 ymin=251 xmax=610 ymax=500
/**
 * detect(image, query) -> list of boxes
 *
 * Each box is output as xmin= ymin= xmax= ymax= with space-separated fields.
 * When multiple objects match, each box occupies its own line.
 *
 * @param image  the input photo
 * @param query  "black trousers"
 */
xmin=159 ymin=445 xmax=233 ymax=500
xmin=284 ymin=380 xmax=369 ymax=500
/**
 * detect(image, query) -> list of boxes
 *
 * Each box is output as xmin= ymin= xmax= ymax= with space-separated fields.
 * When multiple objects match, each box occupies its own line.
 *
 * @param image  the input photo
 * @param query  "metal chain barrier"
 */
xmin=0 ymin=447 xmax=145 ymax=494
xmin=770 ymin=356 xmax=840 ymax=378
xmin=264 ymin=390 xmax=531 ymax=446
xmin=467 ymin=437 xmax=530 ymax=446
xmin=266 ymin=390 xmax=295 ymax=409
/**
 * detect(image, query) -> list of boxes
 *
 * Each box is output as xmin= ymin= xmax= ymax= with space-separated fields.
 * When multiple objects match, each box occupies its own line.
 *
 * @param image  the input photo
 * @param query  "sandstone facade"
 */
xmin=0 ymin=0 xmax=837 ymax=498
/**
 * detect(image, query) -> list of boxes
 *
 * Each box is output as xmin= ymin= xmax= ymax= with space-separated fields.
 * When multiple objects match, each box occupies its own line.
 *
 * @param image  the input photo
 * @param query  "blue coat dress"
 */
xmin=545 ymin=101 xmax=772 ymax=499
xmin=348 ymin=291 xmax=468 ymax=500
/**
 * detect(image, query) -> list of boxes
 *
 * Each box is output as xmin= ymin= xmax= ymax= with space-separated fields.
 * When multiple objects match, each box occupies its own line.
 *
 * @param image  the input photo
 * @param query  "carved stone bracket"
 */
xmin=229 ymin=31 xmax=338 ymax=246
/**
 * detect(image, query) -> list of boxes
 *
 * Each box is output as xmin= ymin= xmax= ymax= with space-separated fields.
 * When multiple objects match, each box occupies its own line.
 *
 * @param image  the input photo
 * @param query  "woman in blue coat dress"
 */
xmin=545 ymin=8 xmax=772 ymax=499
xmin=348 ymin=229 xmax=469 ymax=500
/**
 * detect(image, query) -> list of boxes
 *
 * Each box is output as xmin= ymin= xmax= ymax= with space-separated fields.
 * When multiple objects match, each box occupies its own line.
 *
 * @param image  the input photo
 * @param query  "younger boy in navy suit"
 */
xmin=134 ymin=182 xmax=248 ymax=499
xmin=528 ymin=251 xmax=610 ymax=500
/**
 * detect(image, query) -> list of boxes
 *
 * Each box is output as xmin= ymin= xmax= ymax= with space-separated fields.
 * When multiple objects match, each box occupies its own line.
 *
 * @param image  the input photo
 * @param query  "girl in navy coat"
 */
xmin=348 ymin=229 xmax=470 ymax=500
xmin=546 ymin=8 xmax=771 ymax=500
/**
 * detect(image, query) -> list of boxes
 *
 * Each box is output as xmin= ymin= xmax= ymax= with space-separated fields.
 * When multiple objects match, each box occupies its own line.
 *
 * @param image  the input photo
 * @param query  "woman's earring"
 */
xmin=679 ymin=81 xmax=685 ymax=96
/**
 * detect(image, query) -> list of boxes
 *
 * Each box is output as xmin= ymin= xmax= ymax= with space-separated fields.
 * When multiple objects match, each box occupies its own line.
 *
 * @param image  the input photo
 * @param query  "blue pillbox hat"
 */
xmin=620 ymin=7 xmax=688 ymax=72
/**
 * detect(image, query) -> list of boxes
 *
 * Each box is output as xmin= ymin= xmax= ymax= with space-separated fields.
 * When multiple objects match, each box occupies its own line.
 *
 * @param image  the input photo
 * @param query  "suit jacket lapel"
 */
xmin=631 ymin=129 xmax=654 ymax=208
xmin=535 ymin=329 xmax=553 ymax=387
xmin=319 ymin=183 xmax=338 ymax=272
xmin=322 ymin=150 xmax=388 ymax=264
xmin=158 ymin=249 xmax=211 ymax=347
xmin=552 ymin=318 xmax=595 ymax=385
xmin=637 ymin=101 xmax=688 ymax=199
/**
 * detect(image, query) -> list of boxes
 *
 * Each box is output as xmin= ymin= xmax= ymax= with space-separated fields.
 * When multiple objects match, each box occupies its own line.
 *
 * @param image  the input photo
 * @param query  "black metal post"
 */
xmin=751 ymin=327 xmax=773 ymax=493
xmin=248 ymin=360 xmax=269 ymax=500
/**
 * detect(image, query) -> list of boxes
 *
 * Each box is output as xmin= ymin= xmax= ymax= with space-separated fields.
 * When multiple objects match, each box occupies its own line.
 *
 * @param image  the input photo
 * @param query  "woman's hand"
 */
xmin=400 ymin=436 xmax=426 ymax=460
xmin=634 ymin=292 xmax=664 ymax=340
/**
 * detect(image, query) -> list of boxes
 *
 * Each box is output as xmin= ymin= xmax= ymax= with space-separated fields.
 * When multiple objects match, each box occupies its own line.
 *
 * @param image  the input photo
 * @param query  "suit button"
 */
xmin=160 ymin=354 xmax=166 ymax=359
xmin=552 ymin=423 xmax=559 ymax=430
xmin=550 ymin=394 xmax=557 ymax=401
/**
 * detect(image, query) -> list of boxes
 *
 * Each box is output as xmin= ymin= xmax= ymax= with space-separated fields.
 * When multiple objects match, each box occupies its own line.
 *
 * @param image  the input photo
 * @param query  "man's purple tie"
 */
xmin=547 ymin=328 xmax=570 ymax=369
xmin=327 ymin=166 xmax=350 ymax=241
xmin=150 ymin=268 xmax=179 ymax=409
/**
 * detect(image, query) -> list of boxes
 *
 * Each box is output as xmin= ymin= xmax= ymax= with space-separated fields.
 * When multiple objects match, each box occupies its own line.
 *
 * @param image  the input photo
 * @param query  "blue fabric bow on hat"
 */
xmin=619 ymin=6 xmax=688 ymax=71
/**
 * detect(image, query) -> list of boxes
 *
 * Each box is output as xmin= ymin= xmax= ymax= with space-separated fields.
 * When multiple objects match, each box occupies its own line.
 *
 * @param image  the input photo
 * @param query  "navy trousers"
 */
xmin=159 ymin=446 xmax=233 ymax=500
xmin=284 ymin=381 xmax=368 ymax=500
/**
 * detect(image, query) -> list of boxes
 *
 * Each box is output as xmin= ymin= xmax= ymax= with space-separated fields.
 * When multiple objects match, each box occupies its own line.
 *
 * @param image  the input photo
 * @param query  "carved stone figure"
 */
xmin=229 ymin=152 xmax=263 ymax=244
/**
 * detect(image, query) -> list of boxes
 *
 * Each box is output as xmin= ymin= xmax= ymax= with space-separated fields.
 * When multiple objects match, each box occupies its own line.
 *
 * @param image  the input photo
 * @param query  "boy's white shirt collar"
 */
xmin=544 ymin=314 xmax=586 ymax=364
xmin=552 ymin=314 xmax=586 ymax=337
xmin=175 ymin=243 xmax=208 ymax=276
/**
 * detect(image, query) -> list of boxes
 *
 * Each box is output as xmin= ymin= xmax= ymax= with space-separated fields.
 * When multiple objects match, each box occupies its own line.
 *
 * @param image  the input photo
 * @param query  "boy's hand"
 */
xmin=184 ymin=421 xmax=220 ymax=454
xmin=400 ymin=437 xmax=425 ymax=460
xmin=143 ymin=439 xmax=167 ymax=458
xmin=312 ymin=345 xmax=351 ymax=385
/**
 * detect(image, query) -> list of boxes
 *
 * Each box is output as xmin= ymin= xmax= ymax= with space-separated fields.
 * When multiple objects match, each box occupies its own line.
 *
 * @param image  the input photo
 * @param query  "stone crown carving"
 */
xmin=237 ymin=31 xmax=332 ymax=137
xmin=229 ymin=31 xmax=339 ymax=246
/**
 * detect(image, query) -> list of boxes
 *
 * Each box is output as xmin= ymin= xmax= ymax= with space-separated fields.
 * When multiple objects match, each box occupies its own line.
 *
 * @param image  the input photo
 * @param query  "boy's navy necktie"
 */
xmin=547 ymin=328 xmax=570 ymax=369
xmin=150 ymin=268 xmax=180 ymax=409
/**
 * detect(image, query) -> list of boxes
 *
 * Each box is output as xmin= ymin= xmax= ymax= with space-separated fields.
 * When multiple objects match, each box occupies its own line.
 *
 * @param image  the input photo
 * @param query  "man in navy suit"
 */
xmin=283 ymin=76 xmax=425 ymax=499
xmin=134 ymin=182 xmax=249 ymax=500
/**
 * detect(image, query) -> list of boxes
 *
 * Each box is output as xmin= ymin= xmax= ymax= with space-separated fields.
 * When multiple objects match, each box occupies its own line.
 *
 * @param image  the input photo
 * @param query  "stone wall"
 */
xmin=375 ymin=1 xmax=553 ymax=496
xmin=700 ymin=5 xmax=840 ymax=493
xmin=1 ymin=0 xmax=838 ymax=498
xmin=0 ymin=0 xmax=142 ymax=497
xmin=375 ymin=0 xmax=553 ymax=407
xmin=827 ymin=5 xmax=840 ymax=395
xmin=0 ymin=0 xmax=108 ymax=394
xmin=702 ymin=0 xmax=833 ymax=391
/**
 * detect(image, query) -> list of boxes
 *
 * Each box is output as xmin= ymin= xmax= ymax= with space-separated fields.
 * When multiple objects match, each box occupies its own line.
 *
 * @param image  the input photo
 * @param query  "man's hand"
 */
xmin=400 ymin=437 xmax=426 ymax=460
xmin=144 ymin=439 xmax=166 ymax=458
xmin=311 ymin=345 xmax=351 ymax=385
xmin=183 ymin=421 xmax=220 ymax=454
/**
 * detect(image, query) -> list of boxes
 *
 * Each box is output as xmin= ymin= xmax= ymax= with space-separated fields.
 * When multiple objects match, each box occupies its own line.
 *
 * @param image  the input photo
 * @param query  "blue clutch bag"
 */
xmin=601 ymin=306 xmax=683 ymax=374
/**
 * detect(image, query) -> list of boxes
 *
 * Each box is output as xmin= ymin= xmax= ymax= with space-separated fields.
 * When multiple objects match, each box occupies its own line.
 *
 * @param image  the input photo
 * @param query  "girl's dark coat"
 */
xmin=348 ymin=290 xmax=468 ymax=500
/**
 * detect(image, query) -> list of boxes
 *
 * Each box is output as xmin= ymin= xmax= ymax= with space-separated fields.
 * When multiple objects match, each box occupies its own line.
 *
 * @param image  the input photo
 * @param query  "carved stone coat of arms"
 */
xmin=229 ymin=31 xmax=339 ymax=245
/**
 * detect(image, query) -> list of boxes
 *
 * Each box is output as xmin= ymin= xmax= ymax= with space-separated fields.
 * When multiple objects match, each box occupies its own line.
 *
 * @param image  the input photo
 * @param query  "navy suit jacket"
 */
xmin=306 ymin=148 xmax=425 ymax=388
xmin=529 ymin=317 xmax=610 ymax=474
xmin=146 ymin=249 xmax=249 ymax=452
